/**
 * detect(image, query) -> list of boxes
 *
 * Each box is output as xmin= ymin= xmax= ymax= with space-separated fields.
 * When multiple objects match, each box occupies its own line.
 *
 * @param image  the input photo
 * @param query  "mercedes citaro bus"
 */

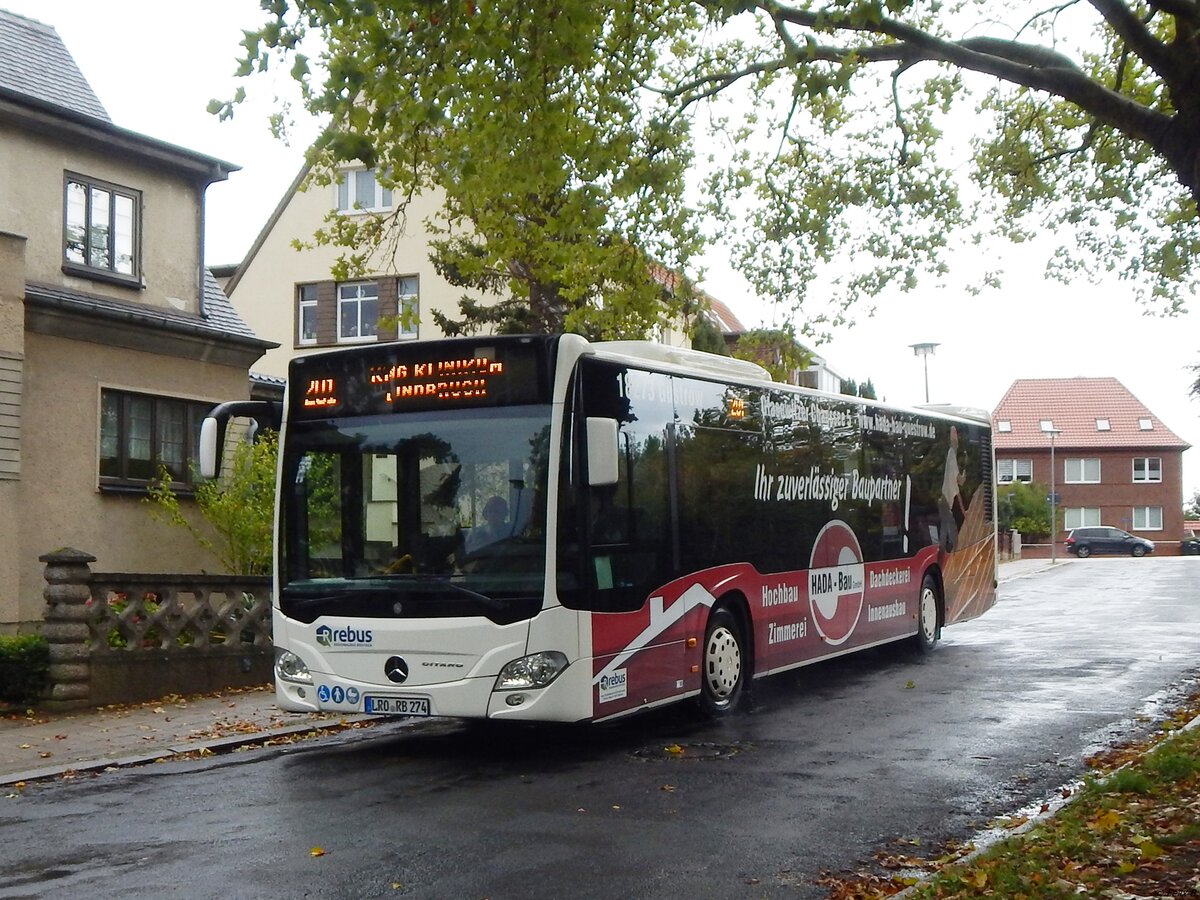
xmin=200 ymin=334 xmax=996 ymax=723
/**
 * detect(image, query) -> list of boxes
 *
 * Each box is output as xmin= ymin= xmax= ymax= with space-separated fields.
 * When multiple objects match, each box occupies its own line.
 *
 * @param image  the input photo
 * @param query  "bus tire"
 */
xmin=698 ymin=607 xmax=747 ymax=716
xmin=913 ymin=573 xmax=940 ymax=654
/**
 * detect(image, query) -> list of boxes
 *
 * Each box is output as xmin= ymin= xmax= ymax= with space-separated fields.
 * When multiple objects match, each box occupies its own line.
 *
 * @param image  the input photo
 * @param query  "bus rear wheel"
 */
xmin=698 ymin=608 xmax=747 ymax=716
xmin=913 ymin=574 xmax=941 ymax=654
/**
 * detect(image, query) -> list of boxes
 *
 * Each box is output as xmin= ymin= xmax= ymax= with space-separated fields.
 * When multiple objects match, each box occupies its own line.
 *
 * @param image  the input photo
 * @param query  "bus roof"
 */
xmin=589 ymin=340 xmax=773 ymax=383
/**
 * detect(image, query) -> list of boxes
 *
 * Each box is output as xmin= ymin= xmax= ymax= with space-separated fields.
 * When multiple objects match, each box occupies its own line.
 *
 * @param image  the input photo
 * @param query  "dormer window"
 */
xmin=1139 ymin=418 xmax=1153 ymax=431
xmin=63 ymin=173 xmax=140 ymax=283
xmin=1095 ymin=418 xmax=1110 ymax=431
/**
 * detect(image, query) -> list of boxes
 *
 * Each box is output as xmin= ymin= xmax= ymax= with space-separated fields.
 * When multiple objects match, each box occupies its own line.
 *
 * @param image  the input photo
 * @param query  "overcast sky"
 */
xmin=8 ymin=0 xmax=1199 ymax=501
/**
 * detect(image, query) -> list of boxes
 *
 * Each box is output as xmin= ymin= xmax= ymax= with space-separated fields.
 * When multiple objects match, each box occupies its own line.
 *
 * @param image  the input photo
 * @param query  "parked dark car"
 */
xmin=1182 ymin=530 xmax=1200 ymax=555
xmin=1065 ymin=526 xmax=1155 ymax=558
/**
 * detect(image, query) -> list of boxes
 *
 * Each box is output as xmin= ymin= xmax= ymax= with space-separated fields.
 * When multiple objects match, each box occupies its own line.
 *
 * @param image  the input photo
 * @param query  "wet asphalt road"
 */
xmin=2 ymin=557 xmax=1198 ymax=899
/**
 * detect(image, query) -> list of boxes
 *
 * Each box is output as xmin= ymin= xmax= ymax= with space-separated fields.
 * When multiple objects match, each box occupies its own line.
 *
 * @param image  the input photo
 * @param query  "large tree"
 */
xmin=679 ymin=0 xmax=1200 ymax=325
xmin=227 ymin=0 xmax=1199 ymax=336
xmin=222 ymin=1 xmax=704 ymax=338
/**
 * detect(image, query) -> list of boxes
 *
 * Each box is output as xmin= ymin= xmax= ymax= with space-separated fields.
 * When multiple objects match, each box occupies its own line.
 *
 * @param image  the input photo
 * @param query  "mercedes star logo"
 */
xmin=384 ymin=656 xmax=409 ymax=684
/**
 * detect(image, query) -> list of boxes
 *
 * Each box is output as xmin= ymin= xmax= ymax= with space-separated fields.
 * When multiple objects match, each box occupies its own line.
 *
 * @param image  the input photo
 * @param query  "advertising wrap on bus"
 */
xmin=200 ymin=334 xmax=996 ymax=724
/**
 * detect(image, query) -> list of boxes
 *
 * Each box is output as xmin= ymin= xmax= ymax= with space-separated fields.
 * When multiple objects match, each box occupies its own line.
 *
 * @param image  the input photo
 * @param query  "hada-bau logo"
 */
xmin=315 ymin=625 xmax=373 ymax=647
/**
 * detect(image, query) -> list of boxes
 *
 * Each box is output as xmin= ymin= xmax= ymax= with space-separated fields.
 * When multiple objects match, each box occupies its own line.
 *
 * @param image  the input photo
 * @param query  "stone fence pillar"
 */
xmin=39 ymin=547 xmax=95 ymax=710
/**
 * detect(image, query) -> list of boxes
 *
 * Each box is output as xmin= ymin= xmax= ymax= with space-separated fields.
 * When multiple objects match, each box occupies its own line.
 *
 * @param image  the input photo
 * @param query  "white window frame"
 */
xmin=1132 ymin=457 xmax=1161 ymax=483
xmin=1138 ymin=418 xmax=1153 ymax=431
xmin=1132 ymin=507 xmax=1162 ymax=530
xmin=336 ymin=168 xmax=392 ymax=213
xmin=996 ymin=420 xmax=1011 ymax=432
xmin=996 ymin=458 xmax=1032 ymax=484
xmin=1064 ymin=458 xmax=1100 ymax=484
xmin=1064 ymin=508 xmax=1101 ymax=530
xmin=338 ymin=281 xmax=379 ymax=343
xmin=1095 ymin=418 xmax=1110 ymax=431
xmin=297 ymin=284 xmax=318 ymax=346
xmin=396 ymin=276 xmax=419 ymax=340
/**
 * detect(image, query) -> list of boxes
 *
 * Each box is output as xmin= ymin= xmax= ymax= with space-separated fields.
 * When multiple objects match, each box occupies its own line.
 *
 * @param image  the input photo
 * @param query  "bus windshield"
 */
xmin=279 ymin=405 xmax=552 ymax=626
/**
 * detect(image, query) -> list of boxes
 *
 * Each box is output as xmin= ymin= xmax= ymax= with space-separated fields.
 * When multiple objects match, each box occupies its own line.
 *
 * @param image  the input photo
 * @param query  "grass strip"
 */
xmin=904 ymin=704 xmax=1200 ymax=899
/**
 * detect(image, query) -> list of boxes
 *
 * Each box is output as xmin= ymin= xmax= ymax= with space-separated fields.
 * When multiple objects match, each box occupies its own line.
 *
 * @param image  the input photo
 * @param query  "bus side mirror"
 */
xmin=199 ymin=416 xmax=223 ymax=479
xmin=198 ymin=400 xmax=283 ymax=479
xmin=585 ymin=417 xmax=619 ymax=487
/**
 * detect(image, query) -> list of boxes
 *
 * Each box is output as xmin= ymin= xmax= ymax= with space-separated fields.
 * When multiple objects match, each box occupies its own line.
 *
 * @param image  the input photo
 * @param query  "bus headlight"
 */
xmin=275 ymin=649 xmax=313 ymax=684
xmin=496 ymin=651 xmax=569 ymax=690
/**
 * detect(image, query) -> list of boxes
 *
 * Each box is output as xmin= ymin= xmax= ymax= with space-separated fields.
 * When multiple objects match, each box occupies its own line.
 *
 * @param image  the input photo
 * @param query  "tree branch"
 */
xmin=700 ymin=1 xmax=1177 ymax=157
xmin=657 ymin=57 xmax=792 ymax=105
xmin=1087 ymin=0 xmax=1179 ymax=83
xmin=1146 ymin=0 xmax=1200 ymax=25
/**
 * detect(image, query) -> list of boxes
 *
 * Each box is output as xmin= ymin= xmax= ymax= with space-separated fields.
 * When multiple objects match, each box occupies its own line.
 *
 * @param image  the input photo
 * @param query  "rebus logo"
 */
xmin=315 ymin=624 xmax=373 ymax=647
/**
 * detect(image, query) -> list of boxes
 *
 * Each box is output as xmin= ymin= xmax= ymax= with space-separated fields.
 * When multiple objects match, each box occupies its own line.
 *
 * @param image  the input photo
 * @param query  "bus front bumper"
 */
xmin=275 ymin=653 xmax=593 ymax=724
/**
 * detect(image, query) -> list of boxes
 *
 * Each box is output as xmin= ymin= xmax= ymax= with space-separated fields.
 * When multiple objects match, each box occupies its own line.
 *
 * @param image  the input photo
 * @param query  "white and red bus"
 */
xmin=204 ymin=334 xmax=996 ymax=723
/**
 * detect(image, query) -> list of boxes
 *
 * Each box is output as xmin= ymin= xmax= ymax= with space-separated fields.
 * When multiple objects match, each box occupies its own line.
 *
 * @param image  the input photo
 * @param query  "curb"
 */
xmin=890 ymin=706 xmax=1200 ymax=898
xmin=1 ymin=714 xmax=377 ymax=787
xmin=997 ymin=559 xmax=1074 ymax=584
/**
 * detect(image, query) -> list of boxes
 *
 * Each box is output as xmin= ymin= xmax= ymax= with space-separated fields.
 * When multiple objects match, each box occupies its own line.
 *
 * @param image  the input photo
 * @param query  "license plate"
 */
xmin=364 ymin=696 xmax=430 ymax=716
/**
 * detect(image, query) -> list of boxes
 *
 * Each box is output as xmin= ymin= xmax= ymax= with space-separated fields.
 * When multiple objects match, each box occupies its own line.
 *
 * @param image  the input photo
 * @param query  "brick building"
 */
xmin=993 ymin=378 xmax=1190 ymax=553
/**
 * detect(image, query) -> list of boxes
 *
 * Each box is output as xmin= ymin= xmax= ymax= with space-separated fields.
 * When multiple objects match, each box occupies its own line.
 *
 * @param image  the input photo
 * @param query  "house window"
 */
xmin=1039 ymin=419 xmax=1054 ymax=432
xmin=997 ymin=459 xmax=1032 ymax=483
xmin=338 ymin=281 xmax=379 ymax=342
xmin=396 ymin=276 xmax=418 ymax=339
xmin=297 ymin=284 xmax=318 ymax=345
xmin=1095 ymin=419 xmax=1110 ymax=431
xmin=336 ymin=168 xmax=392 ymax=212
xmin=1132 ymin=457 xmax=1161 ymax=483
xmin=996 ymin=420 xmax=1011 ymax=432
xmin=1132 ymin=507 xmax=1162 ymax=530
xmin=1138 ymin=418 xmax=1153 ymax=431
xmin=99 ymin=389 xmax=211 ymax=489
xmin=1064 ymin=458 xmax=1100 ymax=483
xmin=1064 ymin=508 xmax=1101 ymax=530
xmin=64 ymin=174 xmax=140 ymax=280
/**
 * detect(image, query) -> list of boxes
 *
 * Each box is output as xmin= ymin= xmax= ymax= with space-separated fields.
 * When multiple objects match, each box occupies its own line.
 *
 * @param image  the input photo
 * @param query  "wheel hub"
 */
xmin=705 ymin=627 xmax=741 ymax=698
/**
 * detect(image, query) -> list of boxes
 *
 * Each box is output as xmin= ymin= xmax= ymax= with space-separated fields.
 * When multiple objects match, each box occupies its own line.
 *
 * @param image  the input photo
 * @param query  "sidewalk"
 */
xmin=0 ymin=686 xmax=370 ymax=786
xmin=996 ymin=555 xmax=1074 ymax=582
xmin=1 ymin=556 xmax=1064 ymax=786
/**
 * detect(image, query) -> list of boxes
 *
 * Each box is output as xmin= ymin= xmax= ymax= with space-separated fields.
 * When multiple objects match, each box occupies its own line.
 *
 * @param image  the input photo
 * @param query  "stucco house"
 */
xmin=992 ymin=377 xmax=1190 ymax=552
xmin=223 ymin=164 xmax=707 ymax=379
xmin=0 ymin=9 xmax=274 ymax=630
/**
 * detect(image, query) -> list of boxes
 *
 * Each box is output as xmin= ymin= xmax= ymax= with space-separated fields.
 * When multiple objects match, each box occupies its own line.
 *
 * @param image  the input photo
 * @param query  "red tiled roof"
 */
xmin=704 ymin=294 xmax=745 ymax=334
xmin=646 ymin=262 xmax=747 ymax=334
xmin=992 ymin=377 xmax=1190 ymax=450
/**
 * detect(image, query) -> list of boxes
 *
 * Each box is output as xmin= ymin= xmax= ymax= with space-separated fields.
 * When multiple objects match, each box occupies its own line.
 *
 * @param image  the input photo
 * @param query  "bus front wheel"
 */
xmin=698 ymin=608 xmax=747 ymax=716
xmin=913 ymin=574 xmax=941 ymax=654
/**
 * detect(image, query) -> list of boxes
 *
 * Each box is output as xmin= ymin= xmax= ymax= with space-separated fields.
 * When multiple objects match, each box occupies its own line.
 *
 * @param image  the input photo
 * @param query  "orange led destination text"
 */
xmin=368 ymin=357 xmax=505 ymax=403
xmin=302 ymin=378 xmax=338 ymax=409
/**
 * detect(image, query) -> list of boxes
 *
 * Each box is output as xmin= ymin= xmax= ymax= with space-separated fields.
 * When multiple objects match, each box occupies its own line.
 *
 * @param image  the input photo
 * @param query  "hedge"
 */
xmin=0 ymin=634 xmax=49 ymax=706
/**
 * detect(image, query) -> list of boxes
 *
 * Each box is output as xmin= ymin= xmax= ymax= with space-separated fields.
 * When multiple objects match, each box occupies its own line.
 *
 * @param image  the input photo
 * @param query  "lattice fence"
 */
xmin=88 ymin=576 xmax=272 ymax=652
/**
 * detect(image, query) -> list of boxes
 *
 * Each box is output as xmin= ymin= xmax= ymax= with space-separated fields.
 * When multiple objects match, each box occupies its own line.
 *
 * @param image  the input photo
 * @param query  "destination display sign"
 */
xmin=289 ymin=337 xmax=557 ymax=418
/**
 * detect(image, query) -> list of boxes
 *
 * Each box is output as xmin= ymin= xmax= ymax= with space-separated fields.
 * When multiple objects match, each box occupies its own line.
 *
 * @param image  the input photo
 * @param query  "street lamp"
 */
xmin=1042 ymin=424 xmax=1061 ymax=562
xmin=909 ymin=342 xmax=940 ymax=403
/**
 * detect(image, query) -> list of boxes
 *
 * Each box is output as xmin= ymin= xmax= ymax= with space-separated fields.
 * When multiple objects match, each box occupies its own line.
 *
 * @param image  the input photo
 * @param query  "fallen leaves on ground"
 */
xmin=817 ymin=689 xmax=1200 ymax=899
